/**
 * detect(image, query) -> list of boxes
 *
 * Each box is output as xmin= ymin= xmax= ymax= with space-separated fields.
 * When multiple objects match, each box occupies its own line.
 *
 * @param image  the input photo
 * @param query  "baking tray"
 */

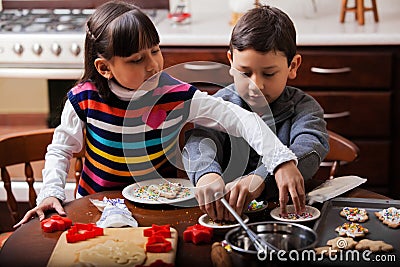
xmin=311 ymin=197 xmax=400 ymax=266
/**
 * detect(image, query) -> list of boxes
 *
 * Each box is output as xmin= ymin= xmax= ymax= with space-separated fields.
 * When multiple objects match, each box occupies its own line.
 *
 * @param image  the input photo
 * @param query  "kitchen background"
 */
xmin=0 ymin=0 xmax=400 ymax=213
xmin=2 ymin=0 xmax=400 ymax=121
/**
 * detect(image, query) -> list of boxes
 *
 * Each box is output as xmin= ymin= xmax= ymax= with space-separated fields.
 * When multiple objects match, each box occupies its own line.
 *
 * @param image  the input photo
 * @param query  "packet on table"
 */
xmin=91 ymin=197 xmax=138 ymax=228
xmin=307 ymin=176 xmax=367 ymax=205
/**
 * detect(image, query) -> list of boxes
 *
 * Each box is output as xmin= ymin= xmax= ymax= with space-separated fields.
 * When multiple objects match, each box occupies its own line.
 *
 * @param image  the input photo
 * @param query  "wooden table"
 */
xmin=0 ymin=188 xmax=390 ymax=267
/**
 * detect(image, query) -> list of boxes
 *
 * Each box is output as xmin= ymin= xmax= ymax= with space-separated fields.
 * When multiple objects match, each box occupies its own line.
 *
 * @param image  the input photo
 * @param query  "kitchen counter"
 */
xmin=157 ymin=0 xmax=400 ymax=46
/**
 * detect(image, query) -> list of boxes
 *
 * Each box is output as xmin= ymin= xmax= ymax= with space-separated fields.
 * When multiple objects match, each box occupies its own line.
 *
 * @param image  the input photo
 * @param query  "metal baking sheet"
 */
xmin=311 ymin=197 xmax=400 ymax=266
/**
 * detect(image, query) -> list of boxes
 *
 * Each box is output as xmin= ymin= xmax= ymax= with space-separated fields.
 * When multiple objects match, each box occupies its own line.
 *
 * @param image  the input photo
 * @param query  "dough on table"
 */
xmin=77 ymin=239 xmax=146 ymax=266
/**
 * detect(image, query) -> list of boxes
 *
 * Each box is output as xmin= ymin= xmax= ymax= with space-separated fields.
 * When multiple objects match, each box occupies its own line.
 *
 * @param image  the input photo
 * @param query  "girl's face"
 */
xmin=227 ymin=48 xmax=301 ymax=112
xmin=96 ymin=45 xmax=164 ymax=90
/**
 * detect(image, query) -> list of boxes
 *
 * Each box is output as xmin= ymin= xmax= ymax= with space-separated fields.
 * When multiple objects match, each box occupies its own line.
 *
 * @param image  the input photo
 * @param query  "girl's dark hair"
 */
xmin=80 ymin=1 xmax=160 ymax=100
xmin=229 ymin=5 xmax=296 ymax=66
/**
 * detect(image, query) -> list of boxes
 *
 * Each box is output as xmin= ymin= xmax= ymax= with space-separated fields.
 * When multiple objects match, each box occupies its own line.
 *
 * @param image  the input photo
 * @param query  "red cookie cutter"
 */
xmin=146 ymin=235 xmax=172 ymax=253
xmin=183 ymin=224 xmax=213 ymax=245
xmin=65 ymin=223 xmax=103 ymax=243
xmin=143 ymin=224 xmax=171 ymax=238
xmin=41 ymin=215 xmax=72 ymax=233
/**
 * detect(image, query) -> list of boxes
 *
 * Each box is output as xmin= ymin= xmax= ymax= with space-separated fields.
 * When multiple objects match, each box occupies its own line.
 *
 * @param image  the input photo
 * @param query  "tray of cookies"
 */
xmin=312 ymin=197 xmax=399 ymax=266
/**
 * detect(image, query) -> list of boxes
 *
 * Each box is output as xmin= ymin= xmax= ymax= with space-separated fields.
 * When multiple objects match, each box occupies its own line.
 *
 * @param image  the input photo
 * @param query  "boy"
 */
xmin=183 ymin=5 xmax=329 ymax=221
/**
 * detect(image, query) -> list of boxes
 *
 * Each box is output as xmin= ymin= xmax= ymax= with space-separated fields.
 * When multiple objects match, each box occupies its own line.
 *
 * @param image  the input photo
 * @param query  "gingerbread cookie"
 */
xmin=374 ymin=207 xmax=400 ymax=229
xmin=355 ymin=239 xmax=394 ymax=253
xmin=314 ymin=246 xmax=338 ymax=256
xmin=340 ymin=207 xmax=369 ymax=222
xmin=335 ymin=222 xmax=368 ymax=238
xmin=326 ymin=237 xmax=358 ymax=250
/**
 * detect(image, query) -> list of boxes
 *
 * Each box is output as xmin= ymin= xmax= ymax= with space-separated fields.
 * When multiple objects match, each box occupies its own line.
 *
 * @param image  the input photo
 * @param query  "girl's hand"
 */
xmin=13 ymin=197 xmax=66 ymax=228
xmin=274 ymin=160 xmax=306 ymax=216
xmin=224 ymin=174 xmax=265 ymax=221
xmin=195 ymin=173 xmax=226 ymax=222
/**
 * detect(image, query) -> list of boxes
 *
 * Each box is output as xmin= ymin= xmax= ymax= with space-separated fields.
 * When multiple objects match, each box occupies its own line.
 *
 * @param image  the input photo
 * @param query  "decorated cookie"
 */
xmin=340 ymin=207 xmax=369 ymax=222
xmin=335 ymin=222 xmax=369 ymax=238
xmin=326 ymin=237 xmax=358 ymax=250
xmin=374 ymin=207 xmax=400 ymax=229
xmin=355 ymin=239 xmax=394 ymax=253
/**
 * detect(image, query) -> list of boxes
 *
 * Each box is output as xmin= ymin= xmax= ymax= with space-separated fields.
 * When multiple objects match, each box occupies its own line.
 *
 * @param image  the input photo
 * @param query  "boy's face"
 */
xmin=95 ymin=45 xmax=164 ymax=90
xmin=228 ymin=48 xmax=301 ymax=112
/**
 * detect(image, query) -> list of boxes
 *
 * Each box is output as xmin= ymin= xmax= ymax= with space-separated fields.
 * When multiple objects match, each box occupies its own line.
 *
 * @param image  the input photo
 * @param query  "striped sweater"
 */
xmin=68 ymin=72 xmax=196 ymax=196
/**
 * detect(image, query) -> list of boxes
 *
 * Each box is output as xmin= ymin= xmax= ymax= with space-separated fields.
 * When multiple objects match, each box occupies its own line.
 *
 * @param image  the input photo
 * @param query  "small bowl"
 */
xmin=244 ymin=199 xmax=268 ymax=214
xmin=225 ymin=221 xmax=317 ymax=255
xmin=198 ymin=214 xmax=249 ymax=230
xmin=270 ymin=205 xmax=321 ymax=222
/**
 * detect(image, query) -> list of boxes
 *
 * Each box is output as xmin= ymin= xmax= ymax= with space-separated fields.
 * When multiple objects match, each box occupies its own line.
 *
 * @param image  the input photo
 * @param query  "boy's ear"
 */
xmin=288 ymin=54 xmax=302 ymax=80
xmin=227 ymin=50 xmax=233 ymax=64
xmin=94 ymin=58 xmax=113 ymax=80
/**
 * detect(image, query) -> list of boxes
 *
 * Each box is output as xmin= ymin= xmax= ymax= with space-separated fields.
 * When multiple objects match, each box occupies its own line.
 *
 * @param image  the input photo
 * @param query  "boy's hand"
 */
xmin=195 ymin=173 xmax=226 ymax=222
xmin=13 ymin=196 xmax=66 ymax=228
xmin=224 ymin=174 xmax=265 ymax=221
xmin=274 ymin=160 xmax=305 ymax=215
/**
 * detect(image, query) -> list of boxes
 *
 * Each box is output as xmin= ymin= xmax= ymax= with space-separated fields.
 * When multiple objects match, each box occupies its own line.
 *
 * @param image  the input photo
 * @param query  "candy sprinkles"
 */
xmin=375 ymin=207 xmax=400 ymax=228
xmin=279 ymin=212 xmax=313 ymax=220
xmin=378 ymin=207 xmax=400 ymax=223
xmin=132 ymin=182 xmax=191 ymax=201
xmin=341 ymin=207 xmax=369 ymax=222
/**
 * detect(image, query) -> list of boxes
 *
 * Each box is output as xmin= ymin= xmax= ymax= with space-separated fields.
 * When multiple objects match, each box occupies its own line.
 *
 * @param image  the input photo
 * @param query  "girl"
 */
xmin=15 ymin=0 xmax=304 ymax=227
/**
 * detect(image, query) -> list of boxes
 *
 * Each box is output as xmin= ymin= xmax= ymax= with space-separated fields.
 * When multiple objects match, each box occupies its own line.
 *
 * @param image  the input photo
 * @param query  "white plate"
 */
xmin=198 ymin=214 xmax=249 ymax=230
xmin=270 ymin=205 xmax=321 ymax=222
xmin=122 ymin=178 xmax=195 ymax=204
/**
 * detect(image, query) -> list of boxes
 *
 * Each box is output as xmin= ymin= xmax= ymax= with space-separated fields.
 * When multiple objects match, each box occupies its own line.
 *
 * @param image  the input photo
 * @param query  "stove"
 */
xmin=0 ymin=7 xmax=168 ymax=79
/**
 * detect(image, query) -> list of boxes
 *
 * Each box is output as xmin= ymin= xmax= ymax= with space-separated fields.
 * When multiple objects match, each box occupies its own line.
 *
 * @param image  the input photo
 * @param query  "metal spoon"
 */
xmin=214 ymin=192 xmax=279 ymax=256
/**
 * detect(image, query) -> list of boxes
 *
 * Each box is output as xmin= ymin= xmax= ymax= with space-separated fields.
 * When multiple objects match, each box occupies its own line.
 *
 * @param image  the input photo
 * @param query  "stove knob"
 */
xmin=13 ymin=43 xmax=24 ymax=55
xmin=70 ymin=43 xmax=81 ymax=56
xmin=32 ymin=43 xmax=43 ymax=56
xmin=51 ymin=43 xmax=62 ymax=56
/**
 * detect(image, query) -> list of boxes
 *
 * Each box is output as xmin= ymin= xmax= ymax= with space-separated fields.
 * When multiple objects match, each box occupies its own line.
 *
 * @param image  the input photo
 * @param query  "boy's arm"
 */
xmin=188 ymin=90 xmax=297 ymax=173
xmin=287 ymin=94 xmax=330 ymax=180
xmin=188 ymin=90 xmax=303 ymax=214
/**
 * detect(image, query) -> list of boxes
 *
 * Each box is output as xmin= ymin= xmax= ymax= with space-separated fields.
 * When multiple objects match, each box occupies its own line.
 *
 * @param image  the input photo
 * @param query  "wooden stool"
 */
xmin=340 ymin=0 xmax=379 ymax=25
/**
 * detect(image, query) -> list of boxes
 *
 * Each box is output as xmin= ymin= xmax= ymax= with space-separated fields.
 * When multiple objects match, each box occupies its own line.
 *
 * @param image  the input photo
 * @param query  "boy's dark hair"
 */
xmin=229 ymin=5 xmax=297 ymax=66
xmin=80 ymin=1 xmax=160 ymax=100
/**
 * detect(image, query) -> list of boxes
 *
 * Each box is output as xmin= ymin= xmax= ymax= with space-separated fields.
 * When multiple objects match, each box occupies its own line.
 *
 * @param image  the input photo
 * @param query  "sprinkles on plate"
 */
xmin=279 ymin=212 xmax=313 ymax=220
xmin=132 ymin=182 xmax=192 ymax=201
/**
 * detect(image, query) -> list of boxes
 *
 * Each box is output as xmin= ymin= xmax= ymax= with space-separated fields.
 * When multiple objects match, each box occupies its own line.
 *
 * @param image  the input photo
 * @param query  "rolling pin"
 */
xmin=211 ymin=242 xmax=233 ymax=267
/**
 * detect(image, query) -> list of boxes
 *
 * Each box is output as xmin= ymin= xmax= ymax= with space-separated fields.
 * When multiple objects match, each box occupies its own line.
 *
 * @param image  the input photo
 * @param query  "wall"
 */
xmin=1 ymin=0 xmax=399 ymax=116
xmin=0 ymin=78 xmax=48 ymax=114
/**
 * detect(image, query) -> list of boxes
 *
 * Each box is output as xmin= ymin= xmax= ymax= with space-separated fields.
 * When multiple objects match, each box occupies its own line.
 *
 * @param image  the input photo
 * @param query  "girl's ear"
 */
xmin=94 ymin=58 xmax=113 ymax=79
xmin=288 ymin=54 xmax=302 ymax=80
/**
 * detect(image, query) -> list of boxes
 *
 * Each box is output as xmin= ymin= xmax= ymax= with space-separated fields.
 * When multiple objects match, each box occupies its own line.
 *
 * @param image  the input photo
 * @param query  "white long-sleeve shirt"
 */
xmin=37 ymin=84 xmax=296 ymax=205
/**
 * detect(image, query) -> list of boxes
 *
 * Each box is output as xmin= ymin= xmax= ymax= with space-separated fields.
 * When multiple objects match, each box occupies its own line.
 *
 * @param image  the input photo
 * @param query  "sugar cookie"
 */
xmin=355 ymin=239 xmax=394 ymax=253
xmin=335 ymin=222 xmax=368 ymax=238
xmin=374 ymin=207 xmax=400 ymax=229
xmin=340 ymin=207 xmax=368 ymax=222
xmin=326 ymin=237 xmax=358 ymax=250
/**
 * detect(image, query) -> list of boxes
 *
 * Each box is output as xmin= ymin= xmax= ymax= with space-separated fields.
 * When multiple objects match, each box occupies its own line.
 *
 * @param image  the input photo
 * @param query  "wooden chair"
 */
xmin=321 ymin=130 xmax=360 ymax=180
xmin=0 ymin=129 xmax=85 ymax=225
xmin=340 ymin=0 xmax=379 ymax=25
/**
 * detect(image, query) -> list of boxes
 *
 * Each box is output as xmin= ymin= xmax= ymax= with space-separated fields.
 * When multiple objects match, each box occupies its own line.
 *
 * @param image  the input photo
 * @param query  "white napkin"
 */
xmin=307 ymin=176 xmax=367 ymax=205
xmin=0 ymin=1 xmax=3 ymax=11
